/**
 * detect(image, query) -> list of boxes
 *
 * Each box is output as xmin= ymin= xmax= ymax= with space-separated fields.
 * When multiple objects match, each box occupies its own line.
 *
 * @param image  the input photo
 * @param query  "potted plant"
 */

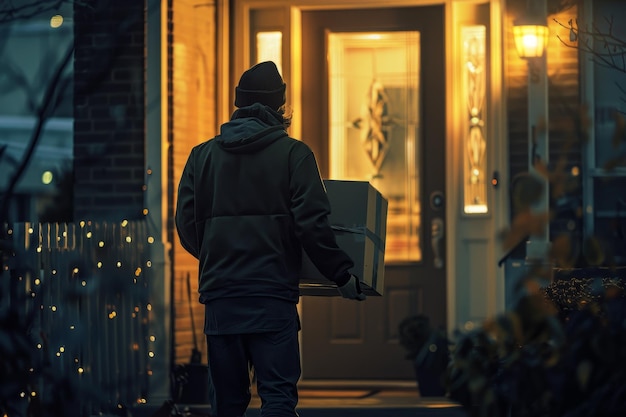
xmin=398 ymin=314 xmax=449 ymax=397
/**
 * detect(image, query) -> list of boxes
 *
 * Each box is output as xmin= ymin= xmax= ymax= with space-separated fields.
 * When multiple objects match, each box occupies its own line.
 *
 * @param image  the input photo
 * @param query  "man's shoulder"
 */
xmin=280 ymin=136 xmax=312 ymax=151
xmin=191 ymin=137 xmax=219 ymax=152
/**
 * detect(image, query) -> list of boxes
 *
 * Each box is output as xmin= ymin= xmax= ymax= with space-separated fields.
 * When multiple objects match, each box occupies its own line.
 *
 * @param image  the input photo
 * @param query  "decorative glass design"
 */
xmin=328 ymin=31 xmax=421 ymax=262
xmin=462 ymin=26 xmax=488 ymax=214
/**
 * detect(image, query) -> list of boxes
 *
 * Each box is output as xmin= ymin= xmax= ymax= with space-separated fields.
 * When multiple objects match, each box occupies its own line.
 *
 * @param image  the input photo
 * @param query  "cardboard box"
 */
xmin=299 ymin=180 xmax=388 ymax=296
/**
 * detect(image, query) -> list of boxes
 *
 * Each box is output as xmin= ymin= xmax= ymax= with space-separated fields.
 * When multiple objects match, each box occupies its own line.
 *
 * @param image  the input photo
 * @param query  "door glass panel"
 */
xmin=328 ymin=32 xmax=421 ymax=263
xmin=462 ymin=25 xmax=488 ymax=214
xmin=256 ymin=31 xmax=283 ymax=72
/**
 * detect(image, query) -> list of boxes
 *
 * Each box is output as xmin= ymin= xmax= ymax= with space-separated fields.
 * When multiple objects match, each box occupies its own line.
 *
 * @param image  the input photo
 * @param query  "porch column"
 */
xmin=145 ymin=0 xmax=172 ymax=405
xmin=524 ymin=0 xmax=550 ymax=262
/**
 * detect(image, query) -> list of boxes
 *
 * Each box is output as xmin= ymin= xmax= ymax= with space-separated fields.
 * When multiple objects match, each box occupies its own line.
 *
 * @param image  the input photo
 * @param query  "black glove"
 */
xmin=337 ymin=274 xmax=366 ymax=301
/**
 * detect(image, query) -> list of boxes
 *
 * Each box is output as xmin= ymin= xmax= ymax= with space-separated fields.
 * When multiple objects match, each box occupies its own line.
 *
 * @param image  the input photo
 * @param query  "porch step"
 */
xmin=248 ymin=409 xmax=466 ymax=417
xmin=247 ymin=390 xmax=467 ymax=417
xmin=130 ymin=390 xmax=468 ymax=417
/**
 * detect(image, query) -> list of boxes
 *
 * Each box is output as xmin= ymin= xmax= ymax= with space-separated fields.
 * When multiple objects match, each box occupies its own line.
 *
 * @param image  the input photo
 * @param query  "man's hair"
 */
xmin=278 ymin=104 xmax=293 ymax=128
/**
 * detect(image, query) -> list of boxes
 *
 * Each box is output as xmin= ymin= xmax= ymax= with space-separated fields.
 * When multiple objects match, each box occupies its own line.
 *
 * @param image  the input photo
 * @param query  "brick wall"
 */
xmin=73 ymin=0 xmax=218 ymax=366
xmin=73 ymin=1 xmax=146 ymax=220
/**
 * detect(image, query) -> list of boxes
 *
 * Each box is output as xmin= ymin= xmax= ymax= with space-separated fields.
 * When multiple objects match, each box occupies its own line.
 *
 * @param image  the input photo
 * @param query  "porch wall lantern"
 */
xmin=513 ymin=19 xmax=549 ymax=59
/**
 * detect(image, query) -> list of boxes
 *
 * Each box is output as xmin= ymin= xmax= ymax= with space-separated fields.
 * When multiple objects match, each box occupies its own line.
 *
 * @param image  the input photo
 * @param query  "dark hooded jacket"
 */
xmin=175 ymin=103 xmax=354 ymax=306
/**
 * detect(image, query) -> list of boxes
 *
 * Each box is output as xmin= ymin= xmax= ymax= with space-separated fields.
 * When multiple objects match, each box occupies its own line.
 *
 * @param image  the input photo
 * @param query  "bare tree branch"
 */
xmin=555 ymin=15 xmax=626 ymax=74
xmin=555 ymin=14 xmax=626 ymax=117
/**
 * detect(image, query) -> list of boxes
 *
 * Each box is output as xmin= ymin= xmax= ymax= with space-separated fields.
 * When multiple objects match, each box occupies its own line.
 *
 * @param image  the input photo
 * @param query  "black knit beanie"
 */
xmin=234 ymin=61 xmax=286 ymax=110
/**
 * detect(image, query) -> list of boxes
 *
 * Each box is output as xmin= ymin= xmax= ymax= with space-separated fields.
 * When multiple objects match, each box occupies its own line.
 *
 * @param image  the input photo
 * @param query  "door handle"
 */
xmin=431 ymin=217 xmax=444 ymax=269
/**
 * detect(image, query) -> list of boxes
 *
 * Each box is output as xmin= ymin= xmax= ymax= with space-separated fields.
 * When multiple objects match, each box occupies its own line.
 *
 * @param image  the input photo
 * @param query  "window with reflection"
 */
xmin=0 ymin=6 xmax=74 ymax=222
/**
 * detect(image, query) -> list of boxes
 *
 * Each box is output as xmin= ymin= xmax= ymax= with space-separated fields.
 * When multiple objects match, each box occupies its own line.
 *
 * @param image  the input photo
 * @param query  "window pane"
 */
xmin=328 ymin=31 xmax=421 ymax=263
xmin=256 ymin=31 xmax=283 ymax=73
xmin=462 ymin=25 xmax=488 ymax=214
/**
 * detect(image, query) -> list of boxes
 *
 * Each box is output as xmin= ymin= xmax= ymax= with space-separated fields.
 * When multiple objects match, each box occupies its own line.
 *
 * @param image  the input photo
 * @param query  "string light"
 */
xmin=50 ymin=14 xmax=63 ymax=28
xmin=7 ymin=219 xmax=156 ymax=410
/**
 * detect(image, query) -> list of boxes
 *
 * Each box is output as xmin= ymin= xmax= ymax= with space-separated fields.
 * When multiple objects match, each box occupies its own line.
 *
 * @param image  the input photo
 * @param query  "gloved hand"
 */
xmin=337 ymin=274 xmax=366 ymax=301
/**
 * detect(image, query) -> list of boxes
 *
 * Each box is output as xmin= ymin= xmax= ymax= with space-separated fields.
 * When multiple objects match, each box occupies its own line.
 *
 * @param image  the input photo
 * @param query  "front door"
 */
xmin=299 ymin=5 xmax=447 ymax=381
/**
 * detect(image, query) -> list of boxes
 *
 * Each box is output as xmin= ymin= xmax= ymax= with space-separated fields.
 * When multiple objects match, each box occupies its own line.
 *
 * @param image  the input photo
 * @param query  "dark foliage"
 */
xmin=1 ymin=248 xmax=84 ymax=416
xmin=447 ymin=271 xmax=626 ymax=417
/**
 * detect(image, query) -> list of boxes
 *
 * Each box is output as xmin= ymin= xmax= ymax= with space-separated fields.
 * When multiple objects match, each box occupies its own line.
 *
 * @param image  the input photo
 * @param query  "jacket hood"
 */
xmin=216 ymin=103 xmax=288 ymax=154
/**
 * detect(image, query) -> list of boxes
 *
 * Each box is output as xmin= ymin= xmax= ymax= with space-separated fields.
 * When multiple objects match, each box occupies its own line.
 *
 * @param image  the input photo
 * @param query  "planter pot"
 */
xmin=413 ymin=333 xmax=448 ymax=397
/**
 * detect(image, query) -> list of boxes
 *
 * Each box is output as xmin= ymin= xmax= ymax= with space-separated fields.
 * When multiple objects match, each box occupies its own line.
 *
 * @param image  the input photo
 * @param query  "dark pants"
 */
xmin=206 ymin=320 xmax=301 ymax=417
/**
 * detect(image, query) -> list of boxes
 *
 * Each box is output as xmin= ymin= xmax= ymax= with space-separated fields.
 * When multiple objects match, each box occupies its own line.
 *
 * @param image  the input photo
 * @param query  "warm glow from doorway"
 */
xmin=257 ymin=31 xmax=283 ymax=74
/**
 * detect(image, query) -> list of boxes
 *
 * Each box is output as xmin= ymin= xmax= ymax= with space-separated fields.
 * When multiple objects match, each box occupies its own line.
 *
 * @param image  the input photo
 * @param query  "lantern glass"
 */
xmin=513 ymin=24 xmax=549 ymax=58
